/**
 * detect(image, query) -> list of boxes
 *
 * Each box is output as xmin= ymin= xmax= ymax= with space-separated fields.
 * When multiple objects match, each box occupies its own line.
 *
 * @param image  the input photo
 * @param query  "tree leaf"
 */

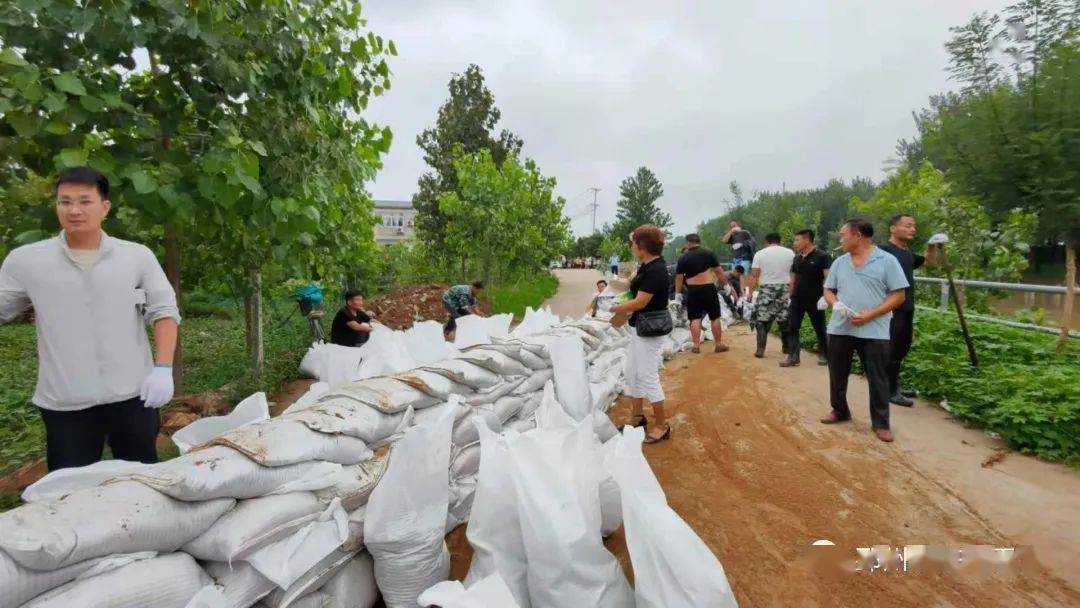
xmin=58 ymin=147 xmax=88 ymax=168
xmin=0 ymin=48 xmax=28 ymax=66
xmin=129 ymin=170 xmax=157 ymax=194
xmin=44 ymin=120 xmax=71 ymax=135
xmin=7 ymin=111 xmax=38 ymax=137
xmin=52 ymin=73 xmax=87 ymax=96
xmin=79 ymin=94 xmax=105 ymax=112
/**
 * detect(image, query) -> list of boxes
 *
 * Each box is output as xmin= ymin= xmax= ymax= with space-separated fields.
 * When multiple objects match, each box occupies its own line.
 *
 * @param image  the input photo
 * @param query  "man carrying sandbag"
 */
xmin=0 ymin=167 xmax=179 ymax=470
xmin=443 ymin=281 xmax=485 ymax=339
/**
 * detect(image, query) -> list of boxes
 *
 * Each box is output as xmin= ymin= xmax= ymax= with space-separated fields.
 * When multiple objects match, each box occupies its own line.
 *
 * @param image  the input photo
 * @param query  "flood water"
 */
xmin=991 ymin=291 xmax=1080 ymax=330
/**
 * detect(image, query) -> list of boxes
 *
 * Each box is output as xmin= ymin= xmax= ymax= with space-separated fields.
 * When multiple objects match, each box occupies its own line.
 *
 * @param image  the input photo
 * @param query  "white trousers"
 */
xmin=624 ymin=332 xmax=665 ymax=404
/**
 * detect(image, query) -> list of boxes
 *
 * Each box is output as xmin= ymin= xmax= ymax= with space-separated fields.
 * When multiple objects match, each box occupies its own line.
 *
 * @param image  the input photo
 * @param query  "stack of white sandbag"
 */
xmin=1 ymin=308 xmax=688 ymax=608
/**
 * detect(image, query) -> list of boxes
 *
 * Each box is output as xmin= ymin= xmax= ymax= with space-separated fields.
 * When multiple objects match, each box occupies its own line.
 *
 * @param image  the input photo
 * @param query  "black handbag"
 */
xmin=634 ymin=309 xmax=673 ymax=337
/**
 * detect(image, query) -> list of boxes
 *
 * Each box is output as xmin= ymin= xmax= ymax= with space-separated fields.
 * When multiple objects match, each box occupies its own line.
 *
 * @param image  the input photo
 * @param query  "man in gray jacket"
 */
xmin=0 ymin=167 xmax=180 ymax=470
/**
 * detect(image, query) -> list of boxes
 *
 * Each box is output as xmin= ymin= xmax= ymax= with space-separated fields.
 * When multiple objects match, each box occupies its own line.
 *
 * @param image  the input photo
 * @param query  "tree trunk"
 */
xmin=244 ymin=267 xmax=265 ymax=379
xmin=164 ymin=222 xmax=183 ymax=394
xmin=1060 ymin=241 xmax=1076 ymax=348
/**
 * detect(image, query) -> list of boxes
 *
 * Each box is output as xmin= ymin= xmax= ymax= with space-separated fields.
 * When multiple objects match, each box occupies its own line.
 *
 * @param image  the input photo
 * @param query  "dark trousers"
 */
xmin=785 ymin=297 xmax=828 ymax=360
xmin=888 ymin=310 xmax=915 ymax=395
xmin=443 ymin=304 xmax=469 ymax=336
xmin=827 ymin=335 xmax=892 ymax=430
xmin=39 ymin=397 xmax=160 ymax=471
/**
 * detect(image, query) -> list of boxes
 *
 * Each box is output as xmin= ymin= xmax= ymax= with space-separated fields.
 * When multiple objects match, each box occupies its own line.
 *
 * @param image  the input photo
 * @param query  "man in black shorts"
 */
xmin=675 ymin=233 xmax=730 ymax=353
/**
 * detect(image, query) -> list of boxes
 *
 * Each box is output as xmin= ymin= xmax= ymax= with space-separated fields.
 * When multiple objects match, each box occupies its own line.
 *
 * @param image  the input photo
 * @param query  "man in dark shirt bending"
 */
xmin=675 ymin=233 xmax=729 ymax=353
xmin=879 ymin=214 xmax=937 ymax=406
xmin=330 ymin=290 xmax=375 ymax=347
xmin=782 ymin=229 xmax=832 ymax=367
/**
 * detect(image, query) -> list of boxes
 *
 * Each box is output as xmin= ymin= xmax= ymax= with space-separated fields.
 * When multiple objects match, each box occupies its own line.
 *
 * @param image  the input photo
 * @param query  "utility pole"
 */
xmin=588 ymin=187 xmax=600 ymax=234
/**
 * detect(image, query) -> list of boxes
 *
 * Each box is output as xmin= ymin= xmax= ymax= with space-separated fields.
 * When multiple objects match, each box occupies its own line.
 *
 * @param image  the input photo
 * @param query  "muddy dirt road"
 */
xmin=465 ymin=269 xmax=1080 ymax=607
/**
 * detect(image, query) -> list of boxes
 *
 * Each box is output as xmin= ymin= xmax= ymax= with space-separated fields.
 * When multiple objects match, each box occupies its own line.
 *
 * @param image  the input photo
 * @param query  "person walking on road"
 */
xmin=330 ymin=290 xmax=375 ymax=347
xmin=610 ymin=225 xmax=672 ymax=444
xmin=0 ymin=167 xmax=180 ymax=471
xmin=781 ymin=229 xmax=832 ymax=367
xmin=821 ymin=219 xmax=909 ymax=443
xmin=722 ymin=221 xmax=755 ymax=273
xmin=879 ymin=214 xmax=938 ymax=406
xmin=443 ymin=281 xmax=485 ymax=339
xmin=674 ymin=233 xmax=730 ymax=353
xmin=747 ymin=233 xmax=795 ymax=358
xmin=609 ymin=253 xmax=620 ymax=278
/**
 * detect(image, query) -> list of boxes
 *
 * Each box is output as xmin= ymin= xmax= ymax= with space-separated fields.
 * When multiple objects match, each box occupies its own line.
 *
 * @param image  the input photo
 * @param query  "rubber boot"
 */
xmin=779 ymin=333 xmax=799 ymax=367
xmin=754 ymin=325 xmax=767 ymax=358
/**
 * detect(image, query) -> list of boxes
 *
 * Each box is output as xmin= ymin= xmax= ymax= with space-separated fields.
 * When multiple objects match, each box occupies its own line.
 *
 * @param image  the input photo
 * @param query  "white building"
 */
xmin=373 ymin=199 xmax=416 ymax=244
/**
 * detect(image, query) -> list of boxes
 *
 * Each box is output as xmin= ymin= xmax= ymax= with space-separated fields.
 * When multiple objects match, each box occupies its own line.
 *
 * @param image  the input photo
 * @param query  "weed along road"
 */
xmin=536 ymin=269 xmax=1080 ymax=606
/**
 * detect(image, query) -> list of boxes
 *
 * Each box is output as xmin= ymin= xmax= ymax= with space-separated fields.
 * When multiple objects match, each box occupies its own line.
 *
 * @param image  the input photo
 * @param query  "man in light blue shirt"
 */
xmin=609 ymin=254 xmax=620 ymax=277
xmin=821 ymin=219 xmax=908 ymax=442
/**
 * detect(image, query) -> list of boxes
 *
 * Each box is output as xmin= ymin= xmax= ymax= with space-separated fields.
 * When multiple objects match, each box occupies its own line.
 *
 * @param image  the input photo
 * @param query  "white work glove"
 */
xmin=832 ymin=301 xmax=855 ymax=320
xmin=675 ymin=293 xmax=684 ymax=304
xmin=140 ymin=366 xmax=175 ymax=409
xmin=927 ymin=233 xmax=950 ymax=245
xmin=817 ymin=296 xmax=828 ymax=311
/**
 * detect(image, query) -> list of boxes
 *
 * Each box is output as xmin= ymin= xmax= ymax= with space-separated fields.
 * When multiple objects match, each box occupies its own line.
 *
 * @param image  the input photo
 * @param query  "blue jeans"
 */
xmin=732 ymin=258 xmax=751 ymax=273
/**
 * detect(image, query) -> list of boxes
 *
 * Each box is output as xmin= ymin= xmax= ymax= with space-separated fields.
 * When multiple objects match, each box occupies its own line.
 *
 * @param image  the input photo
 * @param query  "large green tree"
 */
xmin=0 ymin=0 xmax=394 ymax=380
xmin=437 ymin=149 xmax=570 ymax=282
xmin=610 ymin=166 xmax=671 ymax=240
xmin=413 ymin=64 xmax=522 ymax=254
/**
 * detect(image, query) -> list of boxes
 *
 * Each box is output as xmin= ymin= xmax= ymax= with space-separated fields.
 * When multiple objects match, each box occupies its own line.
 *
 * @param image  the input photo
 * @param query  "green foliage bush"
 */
xmin=485 ymin=274 xmax=560 ymax=319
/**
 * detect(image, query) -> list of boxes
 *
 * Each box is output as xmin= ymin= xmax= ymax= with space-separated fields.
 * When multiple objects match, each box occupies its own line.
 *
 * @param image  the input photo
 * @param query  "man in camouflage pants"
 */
xmin=746 ymin=233 xmax=796 ymax=358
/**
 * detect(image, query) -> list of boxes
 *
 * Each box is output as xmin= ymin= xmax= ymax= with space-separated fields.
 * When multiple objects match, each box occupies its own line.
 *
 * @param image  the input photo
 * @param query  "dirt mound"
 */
xmin=368 ymin=283 xmax=489 ymax=330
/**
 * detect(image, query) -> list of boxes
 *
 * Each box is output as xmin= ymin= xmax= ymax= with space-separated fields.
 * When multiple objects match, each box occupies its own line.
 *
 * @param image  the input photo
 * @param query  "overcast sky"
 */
xmin=362 ymin=0 xmax=1010 ymax=236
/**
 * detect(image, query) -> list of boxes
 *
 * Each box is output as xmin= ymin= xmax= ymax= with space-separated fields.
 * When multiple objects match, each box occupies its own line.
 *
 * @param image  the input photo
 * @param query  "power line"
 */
xmin=587 ymin=187 xmax=600 ymax=234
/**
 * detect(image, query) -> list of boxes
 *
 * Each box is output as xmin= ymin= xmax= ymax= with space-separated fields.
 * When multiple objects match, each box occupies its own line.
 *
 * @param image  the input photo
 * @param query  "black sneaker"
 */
xmin=890 ymin=393 xmax=915 ymax=407
xmin=817 ymin=354 xmax=828 ymax=366
xmin=900 ymin=388 xmax=917 ymax=398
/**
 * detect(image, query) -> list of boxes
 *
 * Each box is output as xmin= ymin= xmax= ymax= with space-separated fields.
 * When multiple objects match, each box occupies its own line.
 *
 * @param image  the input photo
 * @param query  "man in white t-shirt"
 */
xmin=746 ymin=232 xmax=796 ymax=358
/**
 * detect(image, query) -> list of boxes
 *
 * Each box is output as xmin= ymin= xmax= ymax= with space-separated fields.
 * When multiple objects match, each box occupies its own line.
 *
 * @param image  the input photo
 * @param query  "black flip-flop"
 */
xmin=644 ymin=425 xmax=671 ymax=444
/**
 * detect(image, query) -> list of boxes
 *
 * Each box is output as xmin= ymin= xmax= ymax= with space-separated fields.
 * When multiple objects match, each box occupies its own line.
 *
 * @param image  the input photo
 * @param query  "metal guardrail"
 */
xmin=914 ymin=276 xmax=1078 ymax=338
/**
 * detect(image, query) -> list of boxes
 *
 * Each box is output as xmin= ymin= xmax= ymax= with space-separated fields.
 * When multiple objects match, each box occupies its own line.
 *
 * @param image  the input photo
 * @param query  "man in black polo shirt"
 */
xmin=674 ymin=233 xmax=730 ymax=353
xmin=330 ymin=290 xmax=374 ymax=347
xmin=879 ymin=214 xmax=938 ymax=406
xmin=781 ymin=229 xmax=832 ymax=367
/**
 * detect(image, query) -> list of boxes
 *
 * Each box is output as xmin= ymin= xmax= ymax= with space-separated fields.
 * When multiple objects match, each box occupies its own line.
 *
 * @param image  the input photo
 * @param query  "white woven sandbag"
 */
xmin=261 ymin=549 xmax=356 ymax=608
xmin=281 ymin=382 xmax=331 ymax=417
xmin=331 ymin=376 xmax=440 ymax=414
xmin=246 ymin=499 xmax=349 ymax=590
xmin=486 ymin=313 xmax=513 ymax=338
xmin=173 ymin=393 xmax=271 ymax=454
xmin=598 ymin=436 xmax=623 ymax=537
xmin=549 ymin=336 xmax=592 ymax=420
xmin=447 ymin=474 xmax=478 ymax=531
xmin=592 ymin=411 xmax=619 ymax=444
xmin=364 ymin=404 xmax=456 ymax=608
xmin=0 ymin=550 xmax=154 ymax=608
xmin=450 ymin=411 xmax=484 ymax=448
xmin=20 ymin=459 xmax=151 ymax=503
xmin=313 ymin=449 xmax=391 ymax=511
xmin=182 ymin=583 xmax=228 ymax=608
xmin=462 ymin=423 xmax=529 ymax=607
xmin=492 ymin=395 xmax=527 ymax=423
xmin=396 ymin=369 xmax=475 ymax=400
xmin=422 ymin=359 xmax=502 ymax=390
xmin=611 ymin=427 xmax=738 ymax=608
xmin=510 ymin=307 xmax=556 ymax=338
xmin=299 ymin=343 xmax=323 ymax=379
xmin=286 ymin=399 xmax=413 ymax=445
xmin=505 ymin=422 xmax=634 ymax=608
xmin=465 ymin=377 xmax=524 ymax=406
xmin=121 ymin=445 xmax=342 ymax=501
xmin=204 ymin=561 xmax=276 ymax=608
xmin=22 ymin=553 xmax=210 ymax=608
xmin=493 ymin=336 xmax=548 ymax=360
xmin=588 ymin=351 xmax=626 ymax=382
xmin=184 ymin=493 xmax=325 ymax=563
xmin=510 ymin=369 xmax=554 ymax=396
xmin=517 ymin=391 xmax=544 ymax=419
xmin=450 ymin=444 xmax=481 ymax=479
xmin=208 ymin=420 xmax=373 ymax=467
xmin=320 ymin=552 xmax=379 ymax=608
xmin=404 ymin=320 xmax=459 ymax=367
xmin=459 ymin=349 xmax=531 ymax=377
xmin=344 ymin=506 xmax=366 ymax=552
xmin=318 ymin=344 xmax=367 ymax=387
xmin=420 ymin=573 xmax=522 ymax=608
xmin=412 ymin=395 xmax=471 ymax=427
xmin=515 ymin=347 xmax=550 ymax=370
xmin=535 ymin=380 xmax=575 ymax=430
xmin=0 ymin=481 xmax=233 ymax=571
xmin=453 ymin=314 xmax=492 ymax=348
xmin=505 ymin=415 xmax=537 ymax=433
xmin=356 ymin=326 xmax=416 ymax=379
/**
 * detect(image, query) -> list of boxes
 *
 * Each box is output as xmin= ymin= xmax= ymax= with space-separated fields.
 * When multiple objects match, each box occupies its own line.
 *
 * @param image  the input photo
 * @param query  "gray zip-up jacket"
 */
xmin=0 ymin=232 xmax=180 ymax=411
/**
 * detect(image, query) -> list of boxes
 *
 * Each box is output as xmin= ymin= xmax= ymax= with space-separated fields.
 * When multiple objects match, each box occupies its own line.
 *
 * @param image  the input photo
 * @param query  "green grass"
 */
xmin=794 ymin=311 xmax=1080 ymax=464
xmin=485 ymin=273 xmax=560 ymax=319
xmin=0 ymin=312 xmax=318 ymax=476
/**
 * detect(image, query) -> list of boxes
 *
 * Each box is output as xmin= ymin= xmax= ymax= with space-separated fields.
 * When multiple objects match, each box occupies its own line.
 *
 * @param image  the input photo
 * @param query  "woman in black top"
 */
xmin=610 ymin=225 xmax=672 ymax=444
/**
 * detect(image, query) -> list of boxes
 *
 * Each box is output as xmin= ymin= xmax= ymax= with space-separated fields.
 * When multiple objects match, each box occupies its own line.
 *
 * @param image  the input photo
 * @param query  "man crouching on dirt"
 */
xmin=443 ymin=281 xmax=485 ymax=339
xmin=820 ymin=219 xmax=907 ymax=443
xmin=0 ymin=167 xmax=180 ymax=470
